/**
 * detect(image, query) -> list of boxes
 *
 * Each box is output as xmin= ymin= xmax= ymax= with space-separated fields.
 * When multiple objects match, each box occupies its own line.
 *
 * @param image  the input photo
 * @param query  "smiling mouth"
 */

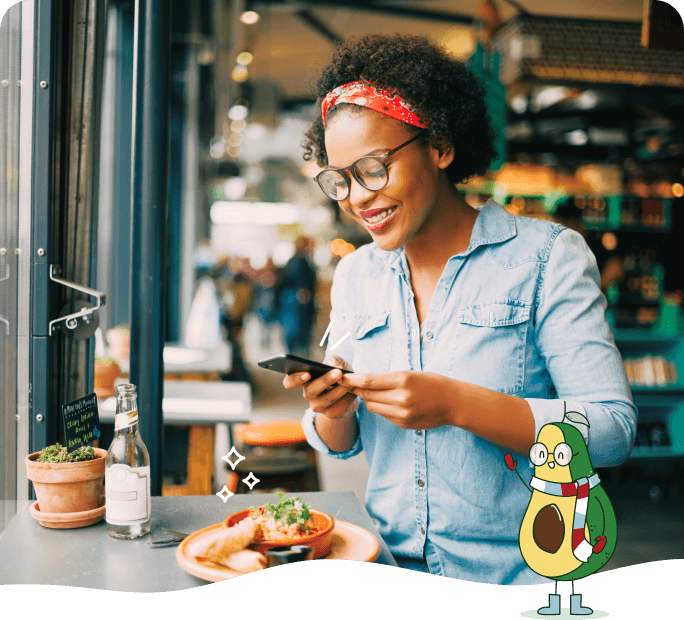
xmin=359 ymin=207 xmax=397 ymax=226
xmin=548 ymin=462 xmax=555 ymax=469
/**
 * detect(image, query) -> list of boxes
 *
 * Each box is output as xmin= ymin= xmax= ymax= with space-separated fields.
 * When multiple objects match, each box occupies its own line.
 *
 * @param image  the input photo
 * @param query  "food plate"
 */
xmin=176 ymin=520 xmax=381 ymax=582
xmin=224 ymin=508 xmax=335 ymax=559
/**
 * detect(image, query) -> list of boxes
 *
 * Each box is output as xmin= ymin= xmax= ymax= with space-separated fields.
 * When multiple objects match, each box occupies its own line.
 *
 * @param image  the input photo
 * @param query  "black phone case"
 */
xmin=257 ymin=354 xmax=351 ymax=379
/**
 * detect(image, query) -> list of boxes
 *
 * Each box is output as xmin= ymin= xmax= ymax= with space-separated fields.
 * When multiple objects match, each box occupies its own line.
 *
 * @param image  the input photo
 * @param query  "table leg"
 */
xmin=214 ymin=422 xmax=229 ymax=494
xmin=187 ymin=426 xmax=215 ymax=495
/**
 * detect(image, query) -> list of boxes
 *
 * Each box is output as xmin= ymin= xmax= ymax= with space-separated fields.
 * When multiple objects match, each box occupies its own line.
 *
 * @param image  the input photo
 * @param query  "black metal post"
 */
xmin=130 ymin=0 xmax=170 ymax=496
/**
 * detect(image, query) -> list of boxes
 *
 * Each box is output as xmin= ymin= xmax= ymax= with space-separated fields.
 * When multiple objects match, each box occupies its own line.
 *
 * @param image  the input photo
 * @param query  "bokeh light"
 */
xmin=240 ymin=11 xmax=260 ymax=25
xmin=601 ymin=232 xmax=618 ymax=251
xmin=237 ymin=51 xmax=253 ymax=65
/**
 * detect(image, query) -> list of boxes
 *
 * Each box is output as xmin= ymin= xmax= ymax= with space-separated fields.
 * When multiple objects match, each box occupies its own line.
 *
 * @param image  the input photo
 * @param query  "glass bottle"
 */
xmin=105 ymin=384 xmax=151 ymax=539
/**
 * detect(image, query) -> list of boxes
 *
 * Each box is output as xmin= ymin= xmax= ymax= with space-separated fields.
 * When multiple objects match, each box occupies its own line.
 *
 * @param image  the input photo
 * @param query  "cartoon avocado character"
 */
xmin=505 ymin=405 xmax=617 ymax=615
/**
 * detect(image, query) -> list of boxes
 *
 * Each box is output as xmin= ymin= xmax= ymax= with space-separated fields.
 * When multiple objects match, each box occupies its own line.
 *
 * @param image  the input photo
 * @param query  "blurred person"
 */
xmin=281 ymin=34 xmax=636 ymax=585
xmin=193 ymin=239 xmax=218 ymax=283
xmin=276 ymin=236 xmax=317 ymax=358
xmin=253 ymin=258 xmax=280 ymax=350
xmin=218 ymin=270 xmax=254 ymax=386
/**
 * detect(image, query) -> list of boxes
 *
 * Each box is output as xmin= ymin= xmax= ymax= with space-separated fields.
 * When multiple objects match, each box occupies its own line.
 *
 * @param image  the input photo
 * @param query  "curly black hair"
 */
xmin=302 ymin=33 xmax=497 ymax=185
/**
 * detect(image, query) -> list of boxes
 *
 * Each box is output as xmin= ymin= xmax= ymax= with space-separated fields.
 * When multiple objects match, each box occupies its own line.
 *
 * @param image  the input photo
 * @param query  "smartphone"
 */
xmin=257 ymin=354 xmax=352 ymax=380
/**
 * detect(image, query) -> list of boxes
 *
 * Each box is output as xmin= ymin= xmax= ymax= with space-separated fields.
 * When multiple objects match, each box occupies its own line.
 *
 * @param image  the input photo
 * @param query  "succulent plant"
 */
xmin=95 ymin=356 xmax=119 ymax=365
xmin=37 ymin=444 xmax=98 ymax=463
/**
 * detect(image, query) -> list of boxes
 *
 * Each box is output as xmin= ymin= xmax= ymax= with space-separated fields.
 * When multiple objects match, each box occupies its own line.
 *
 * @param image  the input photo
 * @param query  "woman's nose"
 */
xmin=347 ymin=174 xmax=376 ymax=206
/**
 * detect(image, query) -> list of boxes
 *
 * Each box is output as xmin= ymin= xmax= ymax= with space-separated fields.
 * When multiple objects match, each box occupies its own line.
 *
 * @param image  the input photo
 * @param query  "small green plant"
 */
xmin=37 ymin=444 xmax=98 ymax=463
xmin=95 ymin=356 xmax=118 ymax=365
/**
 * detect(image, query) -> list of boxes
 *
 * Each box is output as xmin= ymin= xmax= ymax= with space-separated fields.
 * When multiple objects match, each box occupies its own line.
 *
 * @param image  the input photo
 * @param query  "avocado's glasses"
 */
xmin=314 ymin=134 xmax=421 ymax=201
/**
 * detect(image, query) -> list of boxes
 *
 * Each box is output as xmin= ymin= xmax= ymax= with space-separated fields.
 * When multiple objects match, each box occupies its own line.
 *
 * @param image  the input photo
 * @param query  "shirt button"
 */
xmin=421 ymin=526 xmax=425 ymax=535
xmin=426 ymin=331 xmax=433 ymax=339
xmin=417 ymin=479 xmax=425 ymax=487
xmin=416 ymin=430 xmax=422 ymax=436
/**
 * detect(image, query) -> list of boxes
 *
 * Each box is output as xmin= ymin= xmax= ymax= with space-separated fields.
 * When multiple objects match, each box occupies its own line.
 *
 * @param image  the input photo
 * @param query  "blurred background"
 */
xmin=2 ymin=0 xmax=684 ymax=569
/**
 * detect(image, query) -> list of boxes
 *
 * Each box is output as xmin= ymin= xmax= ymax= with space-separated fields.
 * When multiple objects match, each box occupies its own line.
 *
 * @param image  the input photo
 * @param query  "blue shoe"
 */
xmin=538 ymin=594 xmax=561 ymax=615
xmin=570 ymin=594 xmax=593 ymax=615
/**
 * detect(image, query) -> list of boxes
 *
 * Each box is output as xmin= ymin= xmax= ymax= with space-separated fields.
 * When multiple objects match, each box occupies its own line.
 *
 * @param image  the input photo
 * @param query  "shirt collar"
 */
xmin=371 ymin=200 xmax=517 ymax=270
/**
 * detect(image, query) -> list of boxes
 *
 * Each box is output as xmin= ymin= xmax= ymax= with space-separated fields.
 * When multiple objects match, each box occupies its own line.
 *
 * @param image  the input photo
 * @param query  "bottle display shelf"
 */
xmin=629 ymin=446 xmax=684 ymax=459
xmin=612 ymin=329 xmax=683 ymax=344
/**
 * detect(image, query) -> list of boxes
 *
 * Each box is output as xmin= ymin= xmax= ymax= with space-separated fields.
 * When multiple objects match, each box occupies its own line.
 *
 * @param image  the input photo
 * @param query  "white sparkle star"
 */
xmin=216 ymin=485 xmax=234 ymax=503
xmin=221 ymin=445 xmax=245 ymax=470
xmin=242 ymin=472 xmax=260 ymax=490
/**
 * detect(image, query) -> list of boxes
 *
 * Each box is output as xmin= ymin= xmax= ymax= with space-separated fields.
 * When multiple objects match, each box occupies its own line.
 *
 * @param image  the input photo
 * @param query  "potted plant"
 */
xmin=94 ymin=356 xmax=120 ymax=399
xmin=25 ymin=444 xmax=107 ymax=528
xmin=106 ymin=324 xmax=130 ymax=359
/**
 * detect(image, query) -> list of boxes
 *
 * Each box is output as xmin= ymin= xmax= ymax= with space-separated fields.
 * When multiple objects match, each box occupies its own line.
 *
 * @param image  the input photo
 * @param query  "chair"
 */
xmin=228 ymin=420 xmax=320 ymax=493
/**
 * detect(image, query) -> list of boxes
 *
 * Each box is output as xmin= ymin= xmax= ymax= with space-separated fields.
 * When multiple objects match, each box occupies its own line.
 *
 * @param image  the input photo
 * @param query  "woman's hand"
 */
xmin=282 ymin=356 xmax=359 ymax=420
xmin=338 ymin=371 xmax=457 ymax=430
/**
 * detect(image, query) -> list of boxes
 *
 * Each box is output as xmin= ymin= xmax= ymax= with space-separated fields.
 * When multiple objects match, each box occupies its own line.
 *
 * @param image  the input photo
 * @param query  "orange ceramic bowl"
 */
xmin=223 ymin=508 xmax=335 ymax=559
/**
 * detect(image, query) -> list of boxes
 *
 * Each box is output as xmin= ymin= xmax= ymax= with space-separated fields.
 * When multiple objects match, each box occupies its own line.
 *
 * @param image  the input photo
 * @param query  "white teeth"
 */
xmin=363 ymin=207 xmax=396 ymax=224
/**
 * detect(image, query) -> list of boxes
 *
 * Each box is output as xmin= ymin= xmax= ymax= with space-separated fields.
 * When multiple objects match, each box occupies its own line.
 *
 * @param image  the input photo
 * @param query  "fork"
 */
xmin=147 ymin=527 xmax=189 ymax=547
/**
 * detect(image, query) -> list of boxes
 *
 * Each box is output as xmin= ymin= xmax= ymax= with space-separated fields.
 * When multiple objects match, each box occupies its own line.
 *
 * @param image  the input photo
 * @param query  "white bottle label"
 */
xmin=105 ymin=464 xmax=150 ymax=525
xmin=114 ymin=408 xmax=139 ymax=430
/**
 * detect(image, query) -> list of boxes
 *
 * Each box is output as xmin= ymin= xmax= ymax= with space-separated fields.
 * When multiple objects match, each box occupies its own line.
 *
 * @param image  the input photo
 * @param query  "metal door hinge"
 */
xmin=48 ymin=265 xmax=106 ymax=336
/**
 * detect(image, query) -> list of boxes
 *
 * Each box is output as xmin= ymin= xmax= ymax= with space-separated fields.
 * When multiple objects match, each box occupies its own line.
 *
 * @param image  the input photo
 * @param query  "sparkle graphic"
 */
xmin=320 ymin=318 xmax=334 ymax=347
xmin=242 ymin=472 xmax=260 ymax=490
xmin=221 ymin=446 xmax=245 ymax=470
xmin=330 ymin=331 xmax=351 ymax=350
xmin=216 ymin=485 xmax=234 ymax=503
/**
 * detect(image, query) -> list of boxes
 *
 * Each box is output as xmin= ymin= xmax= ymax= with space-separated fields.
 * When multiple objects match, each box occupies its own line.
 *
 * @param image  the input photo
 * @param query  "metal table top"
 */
xmin=0 ymin=492 xmax=397 ymax=591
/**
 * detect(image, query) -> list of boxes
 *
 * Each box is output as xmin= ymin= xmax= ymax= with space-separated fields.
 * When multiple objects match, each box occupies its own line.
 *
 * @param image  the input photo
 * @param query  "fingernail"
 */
xmin=301 ymin=373 xmax=310 ymax=382
xmin=331 ymin=369 xmax=342 ymax=379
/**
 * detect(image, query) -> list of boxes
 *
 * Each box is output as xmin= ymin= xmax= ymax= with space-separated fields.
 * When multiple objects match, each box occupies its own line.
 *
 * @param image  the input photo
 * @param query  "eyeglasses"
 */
xmin=314 ymin=134 xmax=421 ymax=201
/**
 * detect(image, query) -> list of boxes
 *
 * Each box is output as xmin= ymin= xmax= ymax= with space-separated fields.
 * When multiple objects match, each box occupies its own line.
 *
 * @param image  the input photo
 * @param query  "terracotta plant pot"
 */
xmin=106 ymin=327 xmax=130 ymax=359
xmin=25 ymin=448 xmax=107 ymax=514
xmin=94 ymin=359 xmax=120 ymax=399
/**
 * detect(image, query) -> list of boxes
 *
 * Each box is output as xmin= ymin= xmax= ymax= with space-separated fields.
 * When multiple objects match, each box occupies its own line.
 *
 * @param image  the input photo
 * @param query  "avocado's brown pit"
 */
xmin=533 ymin=504 xmax=564 ymax=553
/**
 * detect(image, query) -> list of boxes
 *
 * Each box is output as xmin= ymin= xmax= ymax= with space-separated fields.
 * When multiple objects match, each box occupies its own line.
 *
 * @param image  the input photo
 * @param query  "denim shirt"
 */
xmin=302 ymin=201 xmax=637 ymax=584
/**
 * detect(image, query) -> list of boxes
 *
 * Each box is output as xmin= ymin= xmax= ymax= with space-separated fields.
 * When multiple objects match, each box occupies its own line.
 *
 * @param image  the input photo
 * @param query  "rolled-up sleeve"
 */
xmin=301 ymin=264 xmax=363 ymax=459
xmin=525 ymin=228 xmax=637 ymax=467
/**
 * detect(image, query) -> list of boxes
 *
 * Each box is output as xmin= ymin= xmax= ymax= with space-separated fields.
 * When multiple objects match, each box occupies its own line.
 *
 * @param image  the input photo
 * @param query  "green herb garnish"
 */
xmin=248 ymin=492 xmax=313 ymax=533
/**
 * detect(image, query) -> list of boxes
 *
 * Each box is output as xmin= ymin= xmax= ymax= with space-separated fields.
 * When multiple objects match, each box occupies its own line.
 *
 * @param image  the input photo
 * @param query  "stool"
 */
xmin=228 ymin=421 xmax=320 ymax=493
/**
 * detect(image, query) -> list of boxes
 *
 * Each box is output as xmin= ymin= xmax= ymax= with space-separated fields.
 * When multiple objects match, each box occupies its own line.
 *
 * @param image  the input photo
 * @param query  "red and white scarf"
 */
xmin=529 ymin=472 xmax=601 ymax=562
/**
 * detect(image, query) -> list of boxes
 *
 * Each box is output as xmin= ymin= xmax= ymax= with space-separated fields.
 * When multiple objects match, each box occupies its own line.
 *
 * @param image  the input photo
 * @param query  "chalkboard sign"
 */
xmin=62 ymin=393 xmax=101 ymax=453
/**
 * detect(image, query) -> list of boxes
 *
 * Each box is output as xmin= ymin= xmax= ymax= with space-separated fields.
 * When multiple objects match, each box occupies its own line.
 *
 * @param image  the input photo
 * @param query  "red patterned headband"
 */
xmin=321 ymin=81 xmax=428 ymax=129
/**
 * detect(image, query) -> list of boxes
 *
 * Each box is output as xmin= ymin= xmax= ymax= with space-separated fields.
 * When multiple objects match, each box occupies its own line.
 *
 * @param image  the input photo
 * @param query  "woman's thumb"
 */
xmin=325 ymin=355 xmax=351 ymax=371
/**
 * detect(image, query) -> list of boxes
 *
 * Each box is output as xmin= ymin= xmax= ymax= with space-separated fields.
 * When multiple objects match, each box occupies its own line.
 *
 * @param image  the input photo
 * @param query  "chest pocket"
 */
xmin=347 ymin=313 xmax=392 ymax=374
xmin=449 ymin=300 xmax=530 ymax=394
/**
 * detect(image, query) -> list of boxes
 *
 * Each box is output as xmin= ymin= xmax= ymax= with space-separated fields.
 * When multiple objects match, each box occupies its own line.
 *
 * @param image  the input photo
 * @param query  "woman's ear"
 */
xmin=433 ymin=139 xmax=455 ymax=169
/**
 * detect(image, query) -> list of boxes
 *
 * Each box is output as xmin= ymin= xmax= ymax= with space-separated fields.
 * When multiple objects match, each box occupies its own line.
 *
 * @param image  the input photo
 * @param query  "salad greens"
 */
xmin=249 ymin=492 xmax=314 ymax=532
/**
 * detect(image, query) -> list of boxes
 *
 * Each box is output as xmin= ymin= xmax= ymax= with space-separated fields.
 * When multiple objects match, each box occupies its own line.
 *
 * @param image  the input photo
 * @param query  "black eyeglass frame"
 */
xmin=314 ymin=133 xmax=422 ymax=201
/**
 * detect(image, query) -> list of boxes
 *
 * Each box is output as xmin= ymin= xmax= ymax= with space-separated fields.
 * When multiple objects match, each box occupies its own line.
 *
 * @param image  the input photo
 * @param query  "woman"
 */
xmin=283 ymin=33 xmax=636 ymax=584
